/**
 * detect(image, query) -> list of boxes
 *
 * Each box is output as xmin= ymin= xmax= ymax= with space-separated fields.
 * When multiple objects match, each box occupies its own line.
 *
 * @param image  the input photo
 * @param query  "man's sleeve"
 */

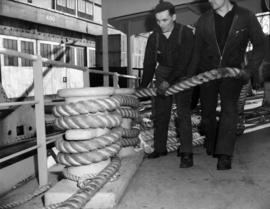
xmin=186 ymin=20 xmax=204 ymax=77
xmin=246 ymin=13 xmax=265 ymax=77
xmin=140 ymin=34 xmax=157 ymax=88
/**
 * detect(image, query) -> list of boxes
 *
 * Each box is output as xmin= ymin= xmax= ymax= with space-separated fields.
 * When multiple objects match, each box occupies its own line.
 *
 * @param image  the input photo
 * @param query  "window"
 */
xmin=56 ymin=0 xmax=75 ymax=15
xmin=76 ymin=47 xmax=85 ymax=67
xmin=40 ymin=43 xmax=52 ymax=66
xmin=67 ymin=0 xmax=75 ymax=9
xmin=66 ymin=46 xmax=75 ymax=65
xmin=88 ymin=48 xmax=96 ymax=67
xmin=53 ymin=45 xmax=64 ymax=62
xmin=21 ymin=41 xmax=34 ymax=66
xmin=78 ymin=0 xmax=93 ymax=20
xmin=40 ymin=43 xmax=52 ymax=59
xmin=3 ymin=38 xmax=18 ymax=66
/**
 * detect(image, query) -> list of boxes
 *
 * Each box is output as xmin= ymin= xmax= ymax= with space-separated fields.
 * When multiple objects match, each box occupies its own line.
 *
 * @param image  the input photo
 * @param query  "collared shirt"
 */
xmin=214 ymin=6 xmax=235 ymax=52
xmin=145 ymin=23 xmax=182 ymax=68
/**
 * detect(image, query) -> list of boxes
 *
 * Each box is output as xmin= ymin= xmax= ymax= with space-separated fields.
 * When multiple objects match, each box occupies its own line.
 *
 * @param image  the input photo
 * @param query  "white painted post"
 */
xmin=33 ymin=55 xmax=48 ymax=186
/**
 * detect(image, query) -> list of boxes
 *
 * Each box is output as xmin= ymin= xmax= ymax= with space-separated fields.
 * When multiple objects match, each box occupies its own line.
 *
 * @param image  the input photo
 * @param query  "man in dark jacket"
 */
xmin=140 ymin=0 xmax=195 ymax=168
xmin=188 ymin=0 xmax=265 ymax=170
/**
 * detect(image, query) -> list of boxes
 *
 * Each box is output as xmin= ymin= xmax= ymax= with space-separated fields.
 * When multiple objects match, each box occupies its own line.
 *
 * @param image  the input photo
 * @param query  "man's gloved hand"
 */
xmin=237 ymin=69 xmax=250 ymax=85
xmin=157 ymin=81 xmax=170 ymax=96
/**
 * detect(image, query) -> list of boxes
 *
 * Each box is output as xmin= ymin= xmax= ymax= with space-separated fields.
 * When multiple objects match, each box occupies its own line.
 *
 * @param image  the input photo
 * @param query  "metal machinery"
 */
xmin=0 ymin=83 xmax=36 ymax=148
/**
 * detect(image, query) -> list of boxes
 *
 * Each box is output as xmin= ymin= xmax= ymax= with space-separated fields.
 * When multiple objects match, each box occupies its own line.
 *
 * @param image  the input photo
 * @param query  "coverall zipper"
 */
xmin=214 ymin=14 xmax=238 ymax=67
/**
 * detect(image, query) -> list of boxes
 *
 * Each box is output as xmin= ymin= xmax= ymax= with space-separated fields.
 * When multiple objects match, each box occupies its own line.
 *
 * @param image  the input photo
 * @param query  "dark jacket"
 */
xmin=188 ymin=4 xmax=265 ymax=78
xmin=140 ymin=23 xmax=194 ymax=88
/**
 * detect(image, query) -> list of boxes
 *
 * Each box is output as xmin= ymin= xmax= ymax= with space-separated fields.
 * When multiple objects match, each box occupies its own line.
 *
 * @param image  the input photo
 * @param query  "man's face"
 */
xmin=208 ymin=0 xmax=227 ymax=11
xmin=155 ymin=10 xmax=176 ymax=33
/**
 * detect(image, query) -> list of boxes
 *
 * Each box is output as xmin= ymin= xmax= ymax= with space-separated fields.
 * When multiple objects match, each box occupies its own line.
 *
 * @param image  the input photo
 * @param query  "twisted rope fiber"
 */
xmin=62 ymin=166 xmax=119 ymax=184
xmin=139 ymin=129 xmax=205 ymax=149
xmin=238 ymin=82 xmax=250 ymax=113
xmin=62 ymin=168 xmax=98 ymax=182
xmin=57 ymin=141 xmax=121 ymax=166
xmin=121 ymin=137 xmax=139 ymax=147
xmin=56 ymin=128 xmax=122 ymax=153
xmin=0 ymin=184 xmax=51 ymax=209
xmin=166 ymin=136 xmax=205 ymax=152
xmin=114 ymin=95 xmax=140 ymax=108
xmin=54 ymin=112 xmax=122 ymax=130
xmin=122 ymin=127 xmax=140 ymax=138
xmin=53 ymin=96 xmax=121 ymax=117
xmin=116 ymin=108 xmax=141 ymax=120
xmin=134 ymin=68 xmax=240 ymax=98
xmin=54 ymin=157 xmax=121 ymax=209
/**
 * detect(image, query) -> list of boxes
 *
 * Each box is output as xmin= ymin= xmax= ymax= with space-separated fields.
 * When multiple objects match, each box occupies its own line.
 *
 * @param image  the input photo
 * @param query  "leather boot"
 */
xmin=180 ymin=152 xmax=193 ymax=168
xmin=147 ymin=150 xmax=168 ymax=159
xmin=217 ymin=154 xmax=232 ymax=170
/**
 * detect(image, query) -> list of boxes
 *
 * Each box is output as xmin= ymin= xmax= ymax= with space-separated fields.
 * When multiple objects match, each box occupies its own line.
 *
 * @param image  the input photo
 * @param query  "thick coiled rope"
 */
xmin=116 ymin=108 xmax=140 ymax=120
xmin=114 ymin=95 xmax=140 ymax=108
xmin=54 ymin=157 xmax=121 ymax=209
xmin=54 ymin=113 xmax=122 ymax=130
xmin=57 ymin=141 xmax=121 ymax=166
xmin=52 ymin=96 xmax=121 ymax=117
xmin=134 ymin=67 xmax=240 ymax=98
xmin=121 ymin=137 xmax=139 ymax=147
xmin=56 ymin=128 xmax=122 ymax=153
xmin=55 ymin=128 xmax=122 ymax=153
xmin=122 ymin=128 xmax=140 ymax=138
xmin=238 ymin=81 xmax=250 ymax=114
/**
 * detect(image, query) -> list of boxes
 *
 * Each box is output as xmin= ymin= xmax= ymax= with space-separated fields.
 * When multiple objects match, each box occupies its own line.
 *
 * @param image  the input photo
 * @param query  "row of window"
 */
xmin=0 ymin=37 xmax=96 ymax=68
xmin=55 ymin=0 xmax=94 ymax=20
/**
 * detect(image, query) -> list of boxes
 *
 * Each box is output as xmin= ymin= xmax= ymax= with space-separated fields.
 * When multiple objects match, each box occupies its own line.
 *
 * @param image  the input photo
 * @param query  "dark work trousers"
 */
xmin=153 ymin=90 xmax=193 ymax=153
xmin=200 ymin=78 xmax=243 ymax=156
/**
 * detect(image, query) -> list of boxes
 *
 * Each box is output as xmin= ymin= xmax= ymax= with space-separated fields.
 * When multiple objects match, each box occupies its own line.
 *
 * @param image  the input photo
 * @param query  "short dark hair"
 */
xmin=154 ymin=0 xmax=175 ymax=15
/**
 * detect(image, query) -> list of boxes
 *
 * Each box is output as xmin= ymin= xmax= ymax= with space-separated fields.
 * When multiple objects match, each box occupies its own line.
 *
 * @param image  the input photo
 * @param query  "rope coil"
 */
xmin=134 ymin=68 xmax=240 ymax=98
xmin=53 ymin=96 xmax=121 ymax=117
xmin=122 ymin=128 xmax=140 ymax=138
xmin=55 ymin=157 xmax=121 ymax=209
xmin=121 ymin=137 xmax=139 ymax=147
xmin=57 ymin=141 xmax=121 ymax=166
xmin=54 ymin=113 xmax=122 ymax=130
xmin=56 ymin=128 xmax=122 ymax=153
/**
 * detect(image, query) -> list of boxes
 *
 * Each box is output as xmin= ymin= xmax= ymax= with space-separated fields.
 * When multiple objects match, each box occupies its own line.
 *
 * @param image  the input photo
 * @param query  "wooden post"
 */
xmin=102 ymin=5 xmax=109 ymax=87
xmin=83 ymin=68 xmax=90 ymax=87
xmin=127 ymin=21 xmax=134 ymax=88
xmin=113 ymin=72 xmax=119 ymax=88
xmin=33 ymin=55 xmax=48 ymax=186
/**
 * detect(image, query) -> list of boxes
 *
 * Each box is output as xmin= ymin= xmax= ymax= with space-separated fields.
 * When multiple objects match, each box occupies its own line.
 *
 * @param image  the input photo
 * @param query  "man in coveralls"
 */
xmin=188 ymin=0 xmax=265 ymax=170
xmin=140 ymin=0 xmax=195 ymax=168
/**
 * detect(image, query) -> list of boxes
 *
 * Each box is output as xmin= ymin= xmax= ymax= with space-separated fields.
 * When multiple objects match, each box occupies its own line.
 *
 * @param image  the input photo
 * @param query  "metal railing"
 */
xmin=0 ymin=48 xmax=140 ymax=186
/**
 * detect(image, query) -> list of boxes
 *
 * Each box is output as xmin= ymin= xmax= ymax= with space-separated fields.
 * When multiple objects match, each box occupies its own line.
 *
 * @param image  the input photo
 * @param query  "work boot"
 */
xmin=147 ymin=150 xmax=168 ymax=159
xmin=217 ymin=154 xmax=232 ymax=170
xmin=180 ymin=153 xmax=193 ymax=168
xmin=176 ymin=146 xmax=180 ymax=157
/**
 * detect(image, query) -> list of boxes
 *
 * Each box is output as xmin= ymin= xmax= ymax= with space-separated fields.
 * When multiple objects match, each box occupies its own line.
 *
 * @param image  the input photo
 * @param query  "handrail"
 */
xmin=0 ymin=100 xmax=38 ymax=107
xmin=0 ymin=48 xmax=139 ymax=80
xmin=0 ymin=145 xmax=41 ymax=164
